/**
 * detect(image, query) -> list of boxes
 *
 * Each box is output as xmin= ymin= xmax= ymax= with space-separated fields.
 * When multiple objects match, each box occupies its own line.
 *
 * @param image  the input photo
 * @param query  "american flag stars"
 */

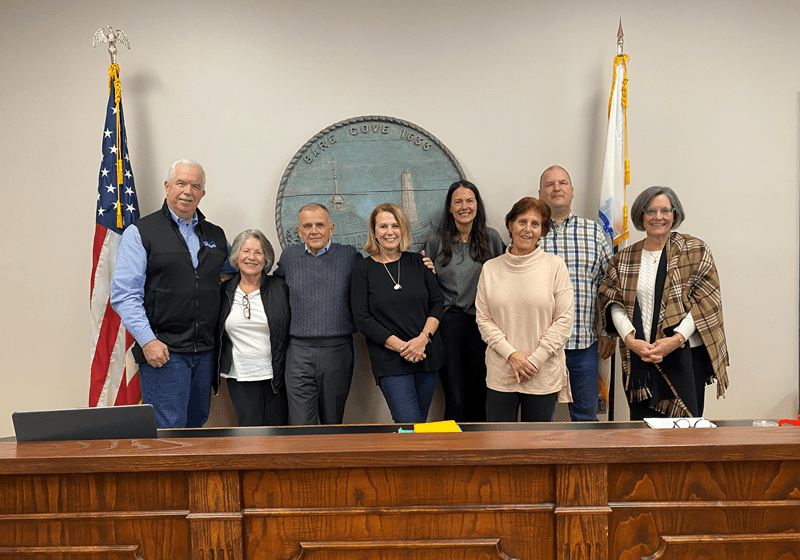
xmin=90 ymin=64 xmax=141 ymax=407
xmin=96 ymin=101 xmax=138 ymax=232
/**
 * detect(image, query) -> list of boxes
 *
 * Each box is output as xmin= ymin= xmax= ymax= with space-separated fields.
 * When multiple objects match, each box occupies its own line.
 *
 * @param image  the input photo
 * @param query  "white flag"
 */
xmin=599 ymin=55 xmax=629 ymax=247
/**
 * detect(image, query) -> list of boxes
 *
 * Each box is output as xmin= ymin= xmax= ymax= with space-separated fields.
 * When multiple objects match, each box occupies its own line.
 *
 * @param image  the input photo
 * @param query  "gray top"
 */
xmin=423 ymin=227 xmax=505 ymax=316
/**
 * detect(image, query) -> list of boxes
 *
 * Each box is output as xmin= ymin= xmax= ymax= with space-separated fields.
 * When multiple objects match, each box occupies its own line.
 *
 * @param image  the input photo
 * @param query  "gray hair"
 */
xmin=298 ymin=202 xmax=330 ymax=219
xmin=228 ymin=229 xmax=275 ymax=273
xmin=630 ymin=186 xmax=685 ymax=231
xmin=166 ymin=159 xmax=206 ymax=189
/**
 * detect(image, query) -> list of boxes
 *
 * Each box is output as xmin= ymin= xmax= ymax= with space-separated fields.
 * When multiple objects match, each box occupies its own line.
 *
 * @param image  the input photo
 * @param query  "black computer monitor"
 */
xmin=12 ymin=404 xmax=158 ymax=442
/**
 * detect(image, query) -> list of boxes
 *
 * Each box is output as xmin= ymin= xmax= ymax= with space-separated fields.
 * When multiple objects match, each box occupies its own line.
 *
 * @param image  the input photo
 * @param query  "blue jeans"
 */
xmin=139 ymin=350 xmax=214 ymax=429
xmin=378 ymin=372 xmax=438 ymax=424
xmin=565 ymin=342 xmax=599 ymax=422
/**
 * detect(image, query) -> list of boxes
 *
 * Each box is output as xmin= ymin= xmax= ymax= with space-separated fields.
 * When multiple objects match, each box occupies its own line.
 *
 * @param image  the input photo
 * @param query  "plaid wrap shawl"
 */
xmin=598 ymin=232 xmax=729 ymax=416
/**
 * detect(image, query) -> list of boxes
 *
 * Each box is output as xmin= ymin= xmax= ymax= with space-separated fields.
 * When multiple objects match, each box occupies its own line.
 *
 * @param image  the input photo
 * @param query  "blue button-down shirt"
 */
xmin=305 ymin=239 xmax=332 ymax=256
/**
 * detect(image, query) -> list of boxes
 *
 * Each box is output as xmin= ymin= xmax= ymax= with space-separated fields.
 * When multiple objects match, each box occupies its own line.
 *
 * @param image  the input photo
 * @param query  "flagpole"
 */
xmin=90 ymin=26 xmax=141 ymax=408
xmin=608 ymin=19 xmax=624 ymax=421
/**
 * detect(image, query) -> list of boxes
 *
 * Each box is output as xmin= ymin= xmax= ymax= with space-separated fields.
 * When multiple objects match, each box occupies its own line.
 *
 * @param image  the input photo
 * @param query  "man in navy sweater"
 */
xmin=274 ymin=203 xmax=362 ymax=425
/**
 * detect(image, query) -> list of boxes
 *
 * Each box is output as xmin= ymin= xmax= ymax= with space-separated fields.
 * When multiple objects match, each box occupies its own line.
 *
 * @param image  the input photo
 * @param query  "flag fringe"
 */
xmin=605 ymin=54 xmax=630 ymax=247
xmin=109 ymin=64 xmax=124 ymax=229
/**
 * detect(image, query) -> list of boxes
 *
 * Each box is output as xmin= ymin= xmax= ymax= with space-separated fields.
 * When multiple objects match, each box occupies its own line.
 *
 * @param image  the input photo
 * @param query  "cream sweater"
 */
xmin=476 ymin=246 xmax=574 ymax=396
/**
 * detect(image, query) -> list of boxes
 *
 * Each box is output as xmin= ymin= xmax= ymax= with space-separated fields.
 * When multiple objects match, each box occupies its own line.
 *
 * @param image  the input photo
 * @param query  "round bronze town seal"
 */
xmin=276 ymin=116 xmax=465 ymax=253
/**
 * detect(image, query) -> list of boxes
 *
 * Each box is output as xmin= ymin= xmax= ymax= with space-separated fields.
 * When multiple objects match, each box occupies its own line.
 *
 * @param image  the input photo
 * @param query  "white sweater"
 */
xmin=476 ymin=246 xmax=574 ymax=396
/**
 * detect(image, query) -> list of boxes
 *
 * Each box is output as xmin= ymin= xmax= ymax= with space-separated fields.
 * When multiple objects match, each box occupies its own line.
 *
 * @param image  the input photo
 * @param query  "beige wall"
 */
xmin=1 ymin=0 xmax=798 ymax=435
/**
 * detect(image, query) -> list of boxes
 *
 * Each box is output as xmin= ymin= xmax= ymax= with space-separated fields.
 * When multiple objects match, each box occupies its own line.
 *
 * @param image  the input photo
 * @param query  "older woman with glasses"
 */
xmin=597 ymin=187 xmax=730 ymax=420
xmin=216 ymin=229 xmax=290 ymax=426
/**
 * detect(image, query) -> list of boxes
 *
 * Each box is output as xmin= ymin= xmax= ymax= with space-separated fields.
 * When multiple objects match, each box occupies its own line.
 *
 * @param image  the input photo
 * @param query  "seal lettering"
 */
xmin=277 ymin=115 xmax=464 ymax=251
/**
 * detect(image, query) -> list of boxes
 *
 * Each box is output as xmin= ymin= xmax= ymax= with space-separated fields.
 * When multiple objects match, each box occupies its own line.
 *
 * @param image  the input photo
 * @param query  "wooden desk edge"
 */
xmin=1 ymin=426 xmax=798 ymax=474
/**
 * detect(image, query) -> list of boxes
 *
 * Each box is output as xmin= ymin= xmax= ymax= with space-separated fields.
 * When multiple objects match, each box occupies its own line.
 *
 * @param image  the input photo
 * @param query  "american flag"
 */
xmin=89 ymin=64 xmax=141 ymax=407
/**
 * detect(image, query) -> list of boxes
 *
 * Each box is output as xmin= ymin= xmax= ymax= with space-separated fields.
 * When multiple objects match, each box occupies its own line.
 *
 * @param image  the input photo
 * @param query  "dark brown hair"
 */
xmin=504 ymin=197 xmax=552 ymax=238
xmin=437 ymin=180 xmax=494 ymax=266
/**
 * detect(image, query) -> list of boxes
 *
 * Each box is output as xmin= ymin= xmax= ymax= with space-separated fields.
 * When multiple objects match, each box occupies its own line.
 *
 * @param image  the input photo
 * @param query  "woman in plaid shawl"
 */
xmin=597 ymin=187 xmax=729 ymax=419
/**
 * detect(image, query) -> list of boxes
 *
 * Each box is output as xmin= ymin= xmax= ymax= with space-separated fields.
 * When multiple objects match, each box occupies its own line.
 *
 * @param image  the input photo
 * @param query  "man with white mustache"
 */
xmin=111 ymin=159 xmax=229 ymax=429
xmin=537 ymin=165 xmax=614 ymax=421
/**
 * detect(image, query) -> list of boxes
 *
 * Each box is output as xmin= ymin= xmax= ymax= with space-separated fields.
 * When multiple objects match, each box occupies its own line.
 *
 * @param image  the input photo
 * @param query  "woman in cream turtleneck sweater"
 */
xmin=475 ymin=197 xmax=574 ymax=422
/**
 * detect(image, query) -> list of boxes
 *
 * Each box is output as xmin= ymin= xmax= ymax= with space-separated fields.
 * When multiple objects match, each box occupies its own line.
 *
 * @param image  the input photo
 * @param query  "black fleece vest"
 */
xmin=132 ymin=201 xmax=228 ymax=362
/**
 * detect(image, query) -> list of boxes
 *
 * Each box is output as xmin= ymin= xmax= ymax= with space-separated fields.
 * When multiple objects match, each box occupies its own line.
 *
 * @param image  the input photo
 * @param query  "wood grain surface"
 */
xmin=1 ymin=425 xmax=798 ymax=559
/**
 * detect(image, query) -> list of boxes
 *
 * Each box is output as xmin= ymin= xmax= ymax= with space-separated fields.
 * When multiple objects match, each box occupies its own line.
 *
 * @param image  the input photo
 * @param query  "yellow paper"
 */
xmin=413 ymin=420 xmax=461 ymax=433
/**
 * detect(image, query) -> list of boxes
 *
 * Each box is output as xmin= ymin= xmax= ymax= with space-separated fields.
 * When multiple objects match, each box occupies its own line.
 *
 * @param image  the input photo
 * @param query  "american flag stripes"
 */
xmin=89 ymin=64 xmax=141 ymax=407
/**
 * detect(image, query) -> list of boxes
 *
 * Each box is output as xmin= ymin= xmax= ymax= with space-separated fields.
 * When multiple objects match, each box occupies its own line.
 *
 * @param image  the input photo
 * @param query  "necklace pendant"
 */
xmin=382 ymin=260 xmax=401 ymax=291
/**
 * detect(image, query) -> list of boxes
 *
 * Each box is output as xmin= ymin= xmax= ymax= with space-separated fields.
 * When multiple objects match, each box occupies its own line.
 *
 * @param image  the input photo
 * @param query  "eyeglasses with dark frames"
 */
xmin=672 ymin=418 xmax=715 ymax=429
xmin=242 ymin=294 xmax=251 ymax=320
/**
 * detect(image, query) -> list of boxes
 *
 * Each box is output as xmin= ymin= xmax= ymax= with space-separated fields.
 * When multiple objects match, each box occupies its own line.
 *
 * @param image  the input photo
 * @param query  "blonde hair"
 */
xmin=363 ymin=203 xmax=412 ymax=256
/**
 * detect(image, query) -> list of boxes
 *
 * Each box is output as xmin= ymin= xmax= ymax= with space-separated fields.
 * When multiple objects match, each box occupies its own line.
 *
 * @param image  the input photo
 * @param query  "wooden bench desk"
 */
xmin=1 ymin=421 xmax=798 ymax=560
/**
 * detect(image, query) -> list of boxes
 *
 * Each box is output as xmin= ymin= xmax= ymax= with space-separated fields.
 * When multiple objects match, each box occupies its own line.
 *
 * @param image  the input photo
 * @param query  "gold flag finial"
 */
xmin=617 ymin=18 xmax=624 ymax=55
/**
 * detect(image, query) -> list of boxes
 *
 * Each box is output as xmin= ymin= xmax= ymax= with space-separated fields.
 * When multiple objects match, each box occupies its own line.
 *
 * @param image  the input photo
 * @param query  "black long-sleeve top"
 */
xmin=351 ymin=252 xmax=445 ymax=381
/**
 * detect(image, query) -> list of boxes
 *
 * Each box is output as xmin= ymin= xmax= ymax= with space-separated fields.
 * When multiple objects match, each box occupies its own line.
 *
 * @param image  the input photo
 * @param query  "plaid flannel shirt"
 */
xmin=539 ymin=213 xmax=612 ymax=350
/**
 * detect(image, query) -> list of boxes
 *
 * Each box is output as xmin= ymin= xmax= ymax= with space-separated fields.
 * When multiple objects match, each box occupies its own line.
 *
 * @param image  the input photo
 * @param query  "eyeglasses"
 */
xmin=644 ymin=207 xmax=674 ymax=217
xmin=242 ymin=294 xmax=251 ymax=320
xmin=672 ymin=418 xmax=715 ymax=429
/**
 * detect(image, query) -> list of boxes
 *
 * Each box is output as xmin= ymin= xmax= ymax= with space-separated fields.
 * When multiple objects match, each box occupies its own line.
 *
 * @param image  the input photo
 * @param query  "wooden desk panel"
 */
xmin=1 ymin=425 xmax=798 ymax=560
xmin=243 ymin=465 xmax=556 ymax=559
xmin=0 ymin=471 xmax=190 ymax=560
xmin=609 ymin=460 xmax=800 ymax=560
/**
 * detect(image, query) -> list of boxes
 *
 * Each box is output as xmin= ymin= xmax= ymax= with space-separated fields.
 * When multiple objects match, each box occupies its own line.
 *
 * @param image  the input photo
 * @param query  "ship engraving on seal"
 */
xmin=276 ymin=116 xmax=465 ymax=254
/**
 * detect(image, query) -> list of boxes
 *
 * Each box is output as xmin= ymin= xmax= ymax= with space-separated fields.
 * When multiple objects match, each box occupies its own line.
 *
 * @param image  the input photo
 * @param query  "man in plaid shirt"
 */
xmin=538 ymin=165 xmax=614 ymax=421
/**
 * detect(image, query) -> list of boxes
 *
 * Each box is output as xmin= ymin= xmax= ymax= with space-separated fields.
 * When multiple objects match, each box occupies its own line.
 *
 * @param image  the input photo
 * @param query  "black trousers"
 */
xmin=439 ymin=308 xmax=488 ymax=422
xmin=226 ymin=378 xmax=288 ymax=427
xmin=486 ymin=389 xmax=558 ymax=422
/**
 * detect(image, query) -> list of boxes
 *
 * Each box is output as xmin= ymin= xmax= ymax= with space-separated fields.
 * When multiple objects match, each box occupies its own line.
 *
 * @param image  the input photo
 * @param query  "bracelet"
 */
xmin=675 ymin=333 xmax=686 ymax=348
xmin=423 ymin=331 xmax=433 ymax=342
